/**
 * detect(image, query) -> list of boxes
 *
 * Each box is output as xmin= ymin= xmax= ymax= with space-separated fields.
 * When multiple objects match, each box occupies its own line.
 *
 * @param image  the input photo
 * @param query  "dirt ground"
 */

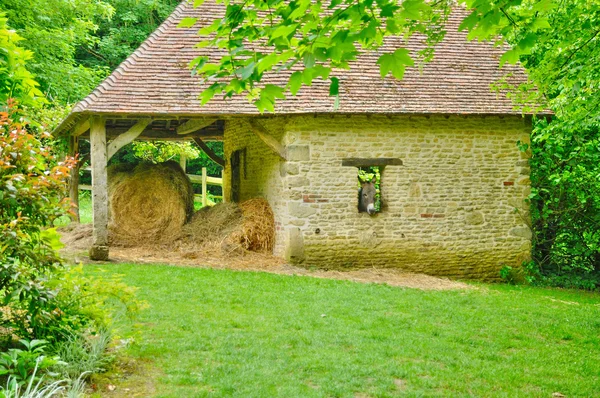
xmin=59 ymin=223 xmax=471 ymax=291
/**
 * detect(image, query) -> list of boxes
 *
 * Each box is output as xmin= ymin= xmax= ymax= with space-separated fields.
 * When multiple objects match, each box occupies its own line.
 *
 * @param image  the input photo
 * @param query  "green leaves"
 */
xmin=377 ymin=48 xmax=414 ymax=79
xmin=200 ymin=83 xmax=223 ymax=105
xmin=400 ymin=0 xmax=429 ymax=20
xmin=271 ymin=24 xmax=298 ymax=40
xmin=177 ymin=17 xmax=198 ymax=28
xmin=288 ymin=71 xmax=303 ymax=95
xmin=254 ymin=84 xmax=285 ymax=113
xmin=286 ymin=65 xmax=332 ymax=96
xmin=0 ymin=13 xmax=45 ymax=107
xmin=500 ymin=32 xmax=538 ymax=67
xmin=330 ymin=76 xmax=340 ymax=109
xmin=188 ymin=0 xmax=449 ymax=110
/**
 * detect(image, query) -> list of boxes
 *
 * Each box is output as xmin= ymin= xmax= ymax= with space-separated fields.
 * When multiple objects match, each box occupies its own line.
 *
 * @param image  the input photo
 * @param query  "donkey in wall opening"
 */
xmin=358 ymin=176 xmax=377 ymax=215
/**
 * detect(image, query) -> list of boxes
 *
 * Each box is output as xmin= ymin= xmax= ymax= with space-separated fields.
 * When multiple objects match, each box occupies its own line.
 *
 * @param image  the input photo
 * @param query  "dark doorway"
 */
xmin=230 ymin=149 xmax=242 ymax=202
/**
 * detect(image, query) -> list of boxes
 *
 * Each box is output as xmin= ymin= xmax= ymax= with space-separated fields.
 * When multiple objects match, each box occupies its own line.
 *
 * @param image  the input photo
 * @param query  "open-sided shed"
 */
xmin=55 ymin=0 xmax=535 ymax=279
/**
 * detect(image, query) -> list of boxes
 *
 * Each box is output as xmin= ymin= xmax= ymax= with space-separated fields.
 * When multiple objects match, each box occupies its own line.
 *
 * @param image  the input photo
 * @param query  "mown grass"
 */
xmin=86 ymin=263 xmax=600 ymax=397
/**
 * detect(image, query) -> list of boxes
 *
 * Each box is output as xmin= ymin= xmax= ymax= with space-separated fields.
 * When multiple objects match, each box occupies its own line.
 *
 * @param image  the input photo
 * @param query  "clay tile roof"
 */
xmin=58 ymin=0 xmax=533 ymax=132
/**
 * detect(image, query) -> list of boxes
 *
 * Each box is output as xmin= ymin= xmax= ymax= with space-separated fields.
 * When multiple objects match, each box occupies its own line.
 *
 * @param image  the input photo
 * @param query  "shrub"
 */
xmin=0 ymin=340 xmax=61 ymax=388
xmin=0 ymin=107 xmax=76 ymax=345
xmin=528 ymin=118 xmax=600 ymax=289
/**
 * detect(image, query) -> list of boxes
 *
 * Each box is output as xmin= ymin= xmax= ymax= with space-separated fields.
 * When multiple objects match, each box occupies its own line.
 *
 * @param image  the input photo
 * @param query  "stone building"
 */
xmin=55 ymin=0 xmax=536 ymax=279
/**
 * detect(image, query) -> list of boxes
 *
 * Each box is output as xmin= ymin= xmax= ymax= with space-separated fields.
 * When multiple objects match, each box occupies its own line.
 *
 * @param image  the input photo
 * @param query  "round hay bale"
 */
xmin=108 ymin=161 xmax=194 ymax=246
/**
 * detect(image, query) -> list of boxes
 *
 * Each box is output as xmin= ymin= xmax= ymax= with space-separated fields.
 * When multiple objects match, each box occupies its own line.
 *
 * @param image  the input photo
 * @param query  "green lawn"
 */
xmin=87 ymin=263 xmax=600 ymax=397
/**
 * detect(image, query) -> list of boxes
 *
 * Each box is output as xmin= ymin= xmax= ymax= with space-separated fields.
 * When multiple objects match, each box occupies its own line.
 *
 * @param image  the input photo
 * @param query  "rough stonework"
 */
xmin=224 ymin=115 xmax=531 ymax=280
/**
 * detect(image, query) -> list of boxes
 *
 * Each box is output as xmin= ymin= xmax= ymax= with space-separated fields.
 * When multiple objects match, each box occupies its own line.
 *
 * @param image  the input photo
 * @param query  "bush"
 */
xmin=528 ymin=118 xmax=600 ymax=289
xmin=0 ymin=107 xmax=76 ymax=345
xmin=0 ymin=340 xmax=61 ymax=388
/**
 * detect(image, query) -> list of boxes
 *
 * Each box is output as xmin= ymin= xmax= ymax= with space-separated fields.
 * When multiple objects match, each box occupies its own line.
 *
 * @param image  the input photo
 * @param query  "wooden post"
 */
xmin=89 ymin=117 xmax=109 ymax=261
xmin=202 ymin=167 xmax=208 ymax=207
xmin=68 ymin=136 xmax=80 ymax=222
xmin=179 ymin=153 xmax=187 ymax=172
xmin=220 ymin=168 xmax=225 ymax=203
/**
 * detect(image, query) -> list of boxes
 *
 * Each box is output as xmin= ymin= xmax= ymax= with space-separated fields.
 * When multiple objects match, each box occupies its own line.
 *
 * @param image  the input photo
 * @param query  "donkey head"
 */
xmin=358 ymin=176 xmax=377 ymax=215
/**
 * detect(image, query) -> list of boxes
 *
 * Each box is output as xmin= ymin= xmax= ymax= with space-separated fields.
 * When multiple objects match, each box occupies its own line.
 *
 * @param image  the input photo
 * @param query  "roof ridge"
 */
xmin=72 ymin=0 xmax=191 ymax=113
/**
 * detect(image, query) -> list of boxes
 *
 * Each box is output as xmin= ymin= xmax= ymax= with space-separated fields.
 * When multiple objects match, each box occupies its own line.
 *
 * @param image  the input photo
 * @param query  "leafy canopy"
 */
xmin=186 ymin=0 xmax=451 ymax=112
xmin=187 ymin=0 xmax=598 ymax=121
xmin=0 ymin=13 xmax=44 ymax=107
xmin=0 ymin=0 xmax=114 ymax=104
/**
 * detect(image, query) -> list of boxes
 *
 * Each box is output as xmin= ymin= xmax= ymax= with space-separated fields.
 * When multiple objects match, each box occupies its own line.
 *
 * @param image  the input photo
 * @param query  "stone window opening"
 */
xmin=342 ymin=157 xmax=402 ymax=215
xmin=357 ymin=166 xmax=382 ymax=215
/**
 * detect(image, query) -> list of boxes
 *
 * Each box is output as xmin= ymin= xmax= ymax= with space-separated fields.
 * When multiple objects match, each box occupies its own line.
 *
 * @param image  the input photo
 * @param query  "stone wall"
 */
xmin=222 ymin=118 xmax=288 ymax=255
xmin=224 ymin=114 xmax=532 ymax=280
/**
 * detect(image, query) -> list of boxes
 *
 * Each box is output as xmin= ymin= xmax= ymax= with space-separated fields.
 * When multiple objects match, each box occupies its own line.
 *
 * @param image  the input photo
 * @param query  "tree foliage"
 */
xmin=461 ymin=0 xmax=600 ymax=123
xmin=465 ymin=0 xmax=600 ymax=287
xmin=0 ymin=0 xmax=179 ymax=105
xmin=85 ymin=0 xmax=180 ymax=70
xmin=187 ymin=0 xmax=451 ymax=111
xmin=0 ymin=13 xmax=44 ymax=107
xmin=0 ymin=0 xmax=113 ymax=103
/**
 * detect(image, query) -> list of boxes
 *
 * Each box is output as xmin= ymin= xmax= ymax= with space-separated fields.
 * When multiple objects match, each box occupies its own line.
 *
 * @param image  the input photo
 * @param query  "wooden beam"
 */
xmin=89 ymin=117 xmax=109 ymax=261
xmin=107 ymin=119 xmax=151 ymax=160
xmin=193 ymin=137 xmax=225 ymax=167
xmin=249 ymin=120 xmax=287 ymax=160
xmin=341 ymin=158 xmax=404 ymax=167
xmin=177 ymin=118 xmax=217 ymax=135
xmin=73 ymin=119 xmax=90 ymax=137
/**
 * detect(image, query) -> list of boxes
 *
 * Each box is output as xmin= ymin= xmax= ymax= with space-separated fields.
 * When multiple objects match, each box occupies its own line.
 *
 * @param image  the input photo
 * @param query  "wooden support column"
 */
xmin=68 ymin=135 xmax=80 ymax=222
xmin=89 ymin=117 xmax=109 ymax=261
xmin=221 ymin=168 xmax=226 ymax=203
